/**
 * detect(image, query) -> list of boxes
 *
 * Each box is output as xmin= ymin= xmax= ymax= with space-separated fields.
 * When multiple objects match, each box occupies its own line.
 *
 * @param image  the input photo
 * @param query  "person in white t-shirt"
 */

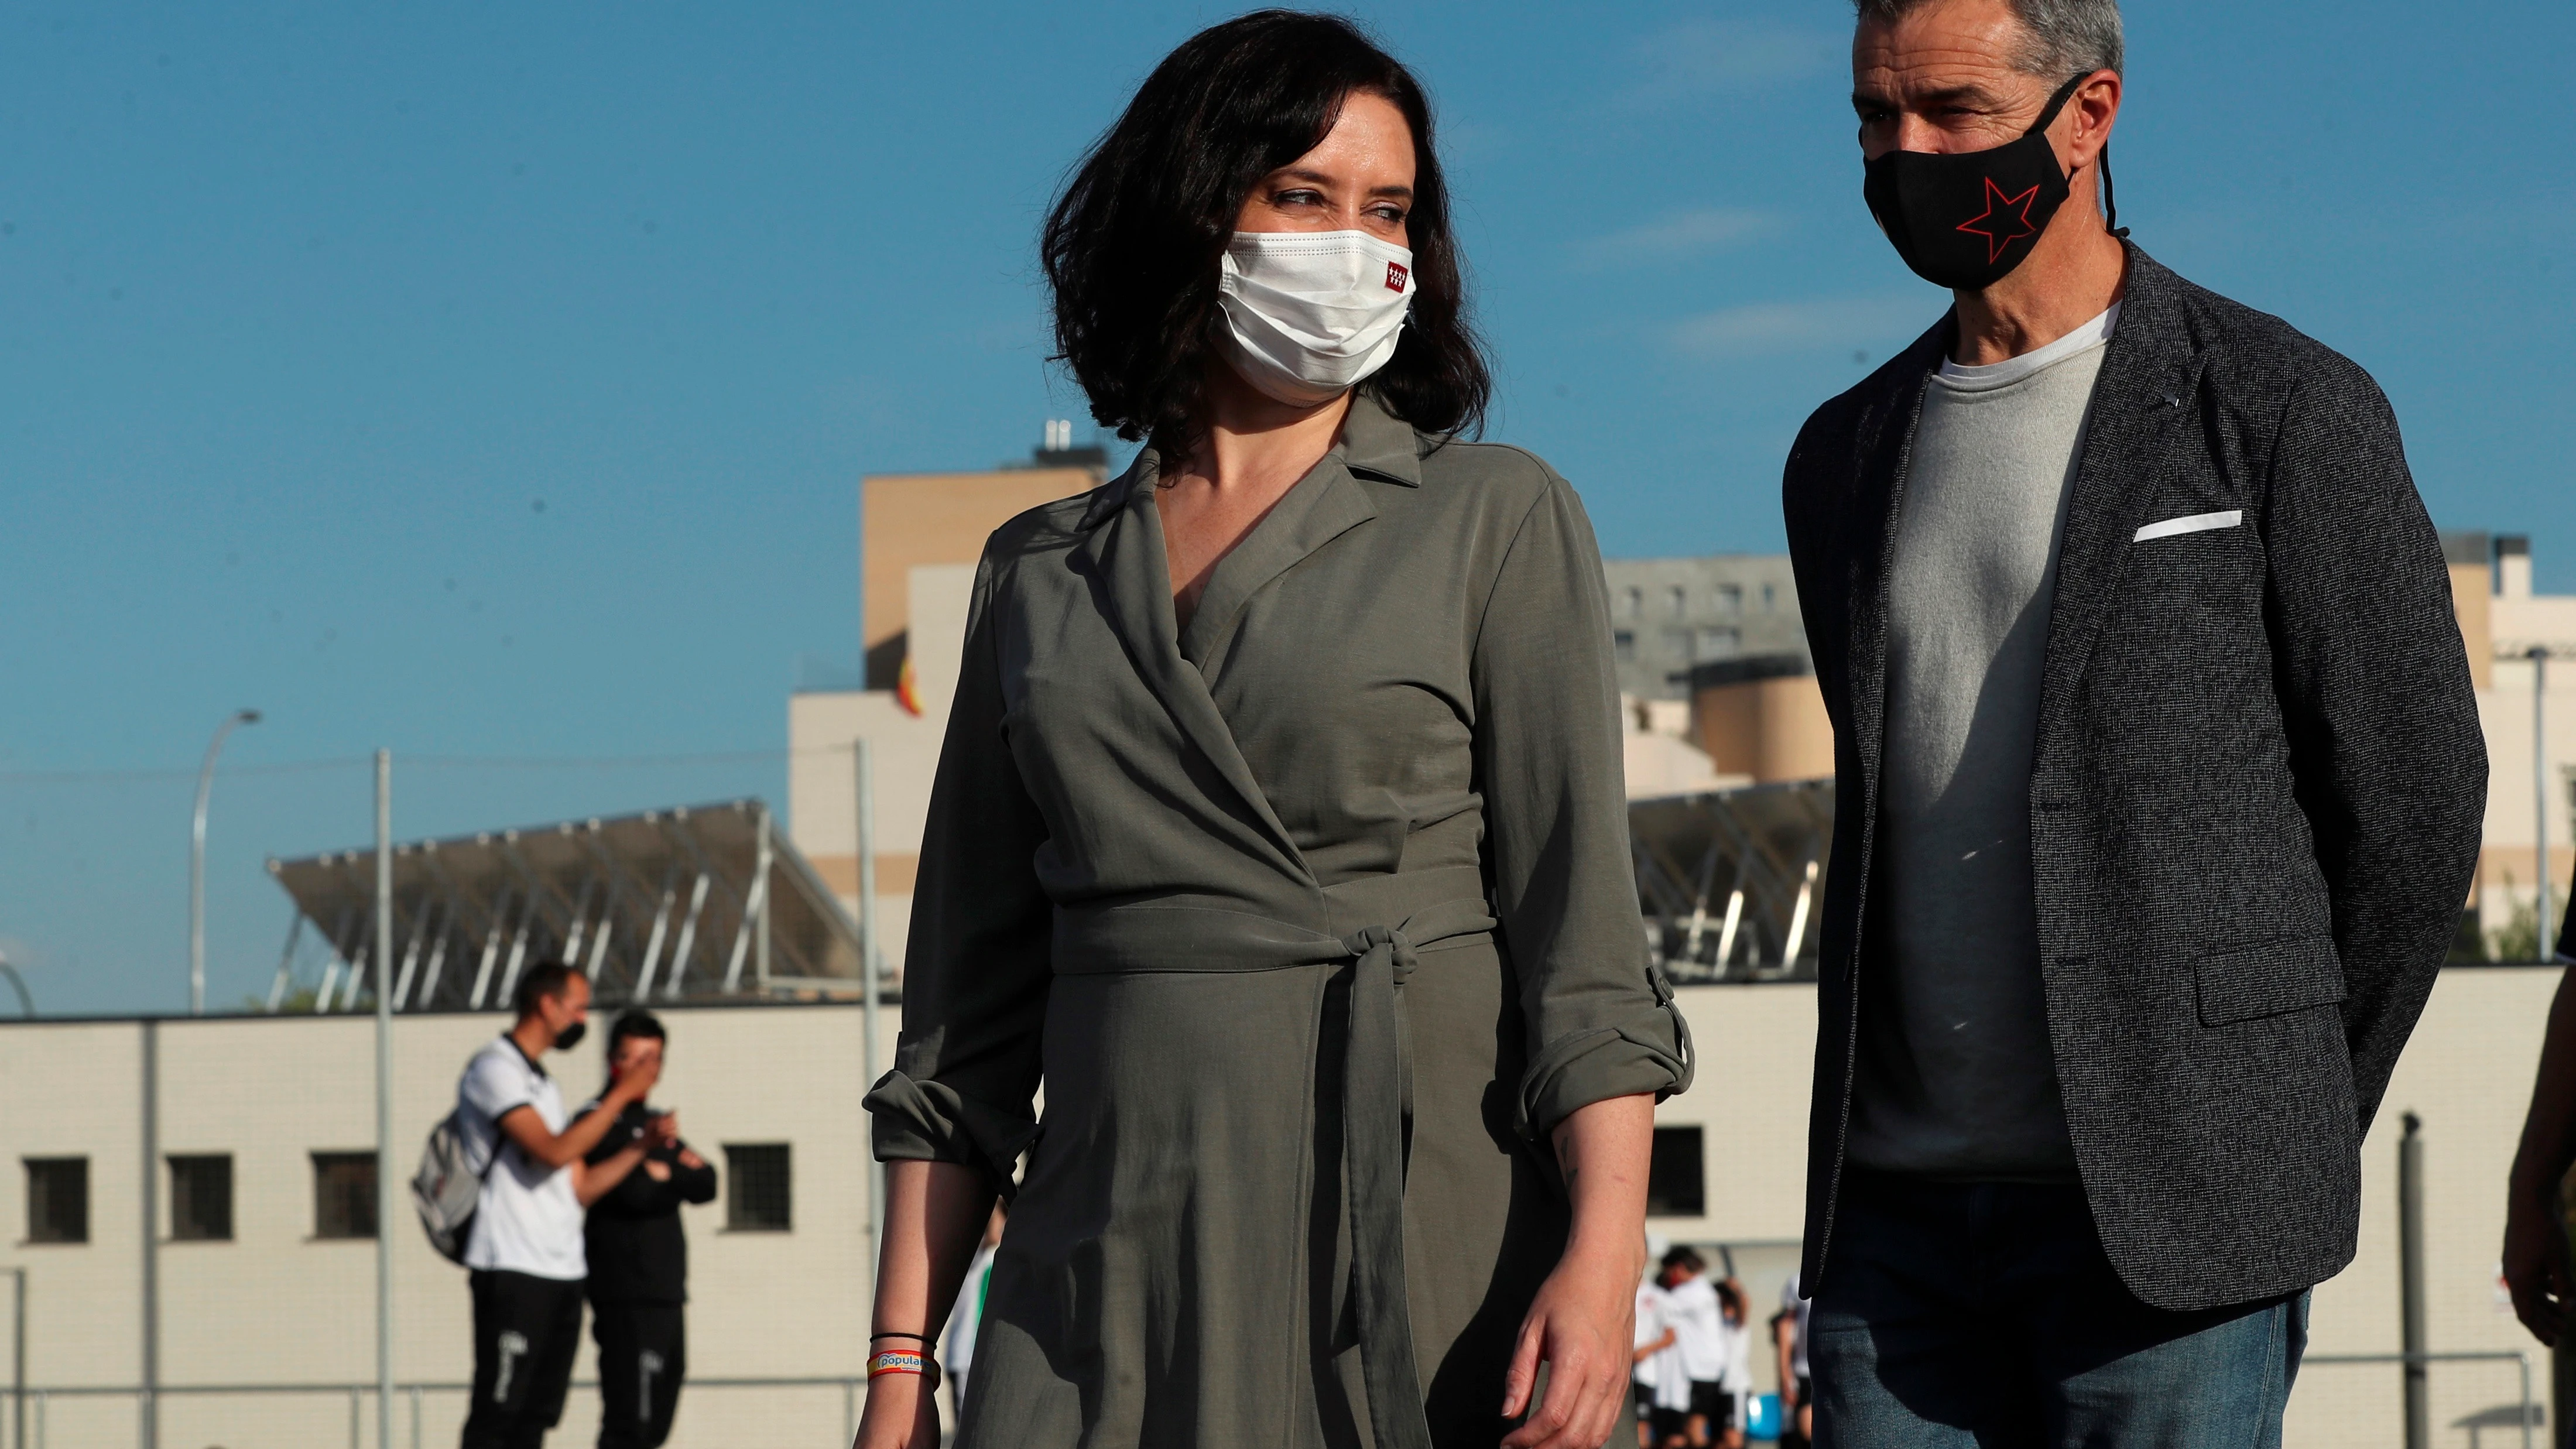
xmin=1658 ymin=1249 xmax=1728 ymax=1448
xmin=1776 ymin=1271 xmax=1812 ymax=1446
xmin=1711 ymin=1277 xmax=1754 ymax=1449
xmin=455 ymin=962 xmax=669 ymax=1449
xmin=1632 ymin=1267 xmax=1674 ymax=1448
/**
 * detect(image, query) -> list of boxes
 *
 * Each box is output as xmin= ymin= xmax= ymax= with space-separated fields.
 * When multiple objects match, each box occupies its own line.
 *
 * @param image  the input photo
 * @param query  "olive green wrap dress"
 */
xmin=864 ymin=393 xmax=1694 ymax=1449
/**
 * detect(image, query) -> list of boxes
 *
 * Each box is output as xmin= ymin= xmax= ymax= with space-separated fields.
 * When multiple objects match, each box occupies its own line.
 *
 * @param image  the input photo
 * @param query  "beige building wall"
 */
xmin=1691 ymin=673 xmax=1835 ymax=785
xmin=0 ymin=968 xmax=2561 ymax=1445
xmin=0 ymin=1006 xmax=903 ymax=1448
xmin=803 ymin=463 xmax=1094 ymax=975
xmin=2471 ymin=555 xmax=2576 ymax=953
xmin=1649 ymin=968 xmax=2567 ymax=1447
xmin=861 ymin=467 xmax=1096 ymax=687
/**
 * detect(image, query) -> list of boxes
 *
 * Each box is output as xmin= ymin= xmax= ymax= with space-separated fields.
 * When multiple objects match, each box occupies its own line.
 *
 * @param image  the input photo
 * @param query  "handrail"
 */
xmin=2298 ymin=1349 xmax=2534 ymax=1449
xmin=0 ymin=1374 xmax=874 ymax=1449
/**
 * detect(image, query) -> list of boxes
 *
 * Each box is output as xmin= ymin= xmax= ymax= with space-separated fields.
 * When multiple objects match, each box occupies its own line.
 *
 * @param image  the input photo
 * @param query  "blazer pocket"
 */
xmin=2133 ymin=509 xmax=2243 ymax=543
xmin=2195 ymin=937 xmax=2347 ymax=1027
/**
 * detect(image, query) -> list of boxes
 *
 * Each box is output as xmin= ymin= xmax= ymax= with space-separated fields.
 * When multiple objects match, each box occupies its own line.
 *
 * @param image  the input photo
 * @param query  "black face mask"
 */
xmin=1862 ymin=73 xmax=2118 ymax=291
xmin=553 ymin=1022 xmax=587 ymax=1051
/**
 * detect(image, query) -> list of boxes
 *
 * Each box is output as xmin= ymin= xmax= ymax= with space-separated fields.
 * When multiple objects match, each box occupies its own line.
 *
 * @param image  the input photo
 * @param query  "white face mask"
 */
xmin=1214 ymin=229 xmax=1415 ymax=407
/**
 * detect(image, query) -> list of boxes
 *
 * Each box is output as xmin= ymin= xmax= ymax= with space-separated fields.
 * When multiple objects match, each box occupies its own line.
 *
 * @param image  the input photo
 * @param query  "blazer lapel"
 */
xmin=1846 ymin=322 xmax=1951 ymax=814
xmin=1073 ymin=456 xmax=1313 ymax=879
xmin=2035 ymin=250 xmax=2209 ymax=740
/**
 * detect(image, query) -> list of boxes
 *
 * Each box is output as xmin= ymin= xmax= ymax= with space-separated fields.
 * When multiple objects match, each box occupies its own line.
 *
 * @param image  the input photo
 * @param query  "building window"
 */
xmin=1760 ymin=583 xmax=1777 ymax=613
xmin=1667 ymin=585 xmax=1688 ymax=619
xmin=725 ymin=1144 xmax=792 ymax=1231
xmin=1622 ymin=587 xmax=1643 ymax=620
xmin=1717 ymin=584 xmax=1742 ymax=615
xmin=169 ymin=1155 xmax=233 ymax=1242
xmin=1694 ymin=628 xmax=1740 ymax=663
xmin=1613 ymin=630 xmax=1636 ymax=663
xmin=25 ymin=1158 xmax=87 ymax=1245
xmin=1646 ymin=1128 xmax=1705 ymax=1218
xmin=313 ymin=1152 xmax=379 ymax=1240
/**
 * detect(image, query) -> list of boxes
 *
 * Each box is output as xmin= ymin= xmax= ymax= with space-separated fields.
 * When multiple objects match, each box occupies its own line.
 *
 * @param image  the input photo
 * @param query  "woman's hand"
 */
xmin=1503 ymin=1092 xmax=1654 ymax=1449
xmin=1501 ymin=1239 xmax=1640 ymax=1449
xmin=852 ymin=1372 xmax=940 ymax=1449
xmin=2505 ymin=1182 xmax=2572 ymax=1345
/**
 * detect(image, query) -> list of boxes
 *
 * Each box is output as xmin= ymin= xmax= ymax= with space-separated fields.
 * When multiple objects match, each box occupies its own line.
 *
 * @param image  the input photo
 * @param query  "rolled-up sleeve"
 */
xmin=1472 ymin=468 xmax=1694 ymax=1138
xmin=862 ymin=549 xmax=1055 ymax=1192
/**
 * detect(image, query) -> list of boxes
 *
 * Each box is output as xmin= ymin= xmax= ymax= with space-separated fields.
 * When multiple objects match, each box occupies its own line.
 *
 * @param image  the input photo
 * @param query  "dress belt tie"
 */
xmin=1051 ymin=869 xmax=1497 ymax=1449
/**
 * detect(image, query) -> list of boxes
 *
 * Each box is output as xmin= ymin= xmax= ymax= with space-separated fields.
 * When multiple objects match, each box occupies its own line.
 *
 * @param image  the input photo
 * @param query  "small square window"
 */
xmin=1613 ymin=630 xmax=1636 ymax=663
xmin=1646 ymin=1127 xmax=1705 ymax=1218
xmin=725 ymin=1144 xmax=792 ymax=1232
xmin=169 ymin=1155 xmax=233 ymax=1242
xmin=1666 ymin=585 xmax=1688 ymax=619
xmin=1717 ymin=584 xmax=1742 ymax=615
xmin=313 ymin=1152 xmax=379 ymax=1240
xmin=25 ymin=1158 xmax=87 ymax=1244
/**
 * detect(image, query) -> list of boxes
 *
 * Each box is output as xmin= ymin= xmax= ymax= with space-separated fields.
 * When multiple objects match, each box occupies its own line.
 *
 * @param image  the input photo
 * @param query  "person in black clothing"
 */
xmin=580 ymin=1011 xmax=717 ymax=1449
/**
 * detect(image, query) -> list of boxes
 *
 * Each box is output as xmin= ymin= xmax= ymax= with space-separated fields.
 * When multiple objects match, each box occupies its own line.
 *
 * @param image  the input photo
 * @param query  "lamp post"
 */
xmin=190 ymin=709 xmax=262 ymax=1015
xmin=2533 ymin=648 xmax=2553 ymax=960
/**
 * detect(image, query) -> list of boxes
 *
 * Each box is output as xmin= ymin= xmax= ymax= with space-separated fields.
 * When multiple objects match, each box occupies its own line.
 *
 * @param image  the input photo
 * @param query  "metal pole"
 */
xmin=190 ymin=710 xmax=261 ymax=1015
xmin=2400 ymin=1111 xmax=2428 ymax=1449
xmin=2536 ymin=648 xmax=2554 ymax=958
xmin=12 ymin=1267 xmax=24 ymax=1449
xmin=374 ymin=751 xmax=395 ymax=1449
xmin=140 ymin=1020 xmax=157 ymax=1449
xmin=753 ymin=806 xmax=773 ymax=994
xmin=856 ymin=738 xmax=883 ymax=1282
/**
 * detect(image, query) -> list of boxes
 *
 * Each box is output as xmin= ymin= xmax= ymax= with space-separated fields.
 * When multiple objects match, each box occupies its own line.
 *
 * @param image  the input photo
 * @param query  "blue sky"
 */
xmin=5 ymin=1 xmax=2570 ymax=1015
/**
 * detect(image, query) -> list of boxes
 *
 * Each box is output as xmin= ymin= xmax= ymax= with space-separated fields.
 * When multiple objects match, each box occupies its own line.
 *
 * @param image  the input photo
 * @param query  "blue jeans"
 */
xmin=1810 ymin=1171 xmax=2306 ymax=1448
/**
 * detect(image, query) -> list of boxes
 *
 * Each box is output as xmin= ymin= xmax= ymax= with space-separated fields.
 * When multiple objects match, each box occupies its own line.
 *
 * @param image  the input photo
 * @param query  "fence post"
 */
xmin=2400 ymin=1111 xmax=2428 ymax=1449
xmin=11 ymin=1268 xmax=23 ymax=1449
xmin=374 ymin=752 xmax=396 ymax=1449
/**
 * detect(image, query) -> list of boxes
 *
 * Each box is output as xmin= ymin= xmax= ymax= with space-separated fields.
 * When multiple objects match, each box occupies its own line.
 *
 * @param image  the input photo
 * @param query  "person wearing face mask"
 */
xmin=452 ymin=963 xmax=672 ymax=1449
xmin=1779 ymin=0 xmax=2484 ymax=1441
xmin=854 ymin=12 xmax=1691 ymax=1449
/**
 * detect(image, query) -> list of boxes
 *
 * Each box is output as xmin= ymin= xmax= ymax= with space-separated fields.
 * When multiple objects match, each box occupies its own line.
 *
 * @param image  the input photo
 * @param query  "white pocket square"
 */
xmin=2134 ymin=509 xmax=2242 ymax=543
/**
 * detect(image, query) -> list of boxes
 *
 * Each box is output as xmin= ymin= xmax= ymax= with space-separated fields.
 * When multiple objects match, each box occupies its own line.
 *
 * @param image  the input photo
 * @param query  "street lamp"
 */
xmin=2531 ymin=648 xmax=2560 ymax=961
xmin=0 ymin=948 xmax=30 ymax=1018
xmin=190 ymin=709 xmax=262 ymax=1015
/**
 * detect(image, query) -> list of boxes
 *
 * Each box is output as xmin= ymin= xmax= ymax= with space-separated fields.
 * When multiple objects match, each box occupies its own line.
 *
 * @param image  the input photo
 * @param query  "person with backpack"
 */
xmin=578 ymin=1010 xmax=717 ymax=1449
xmin=454 ymin=963 xmax=668 ymax=1449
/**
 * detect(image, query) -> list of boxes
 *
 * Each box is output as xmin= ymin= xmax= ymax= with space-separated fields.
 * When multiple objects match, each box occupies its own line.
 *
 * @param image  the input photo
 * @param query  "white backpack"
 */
xmin=411 ymin=1107 xmax=492 ymax=1265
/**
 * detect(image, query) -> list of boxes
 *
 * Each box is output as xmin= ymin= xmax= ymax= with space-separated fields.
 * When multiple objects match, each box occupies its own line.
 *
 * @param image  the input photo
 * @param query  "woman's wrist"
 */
xmin=1555 ymin=1226 xmax=1645 ymax=1281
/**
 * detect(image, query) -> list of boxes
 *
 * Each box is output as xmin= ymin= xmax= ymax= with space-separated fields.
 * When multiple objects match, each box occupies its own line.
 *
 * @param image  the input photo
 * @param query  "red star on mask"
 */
xmin=1955 ymin=177 xmax=2044 ymax=263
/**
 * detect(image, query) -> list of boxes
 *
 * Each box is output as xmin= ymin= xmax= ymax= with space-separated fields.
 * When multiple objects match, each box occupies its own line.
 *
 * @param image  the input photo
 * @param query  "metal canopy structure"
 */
xmin=1630 ymin=779 xmax=1834 ymax=983
xmin=263 ymin=800 xmax=862 ymax=1013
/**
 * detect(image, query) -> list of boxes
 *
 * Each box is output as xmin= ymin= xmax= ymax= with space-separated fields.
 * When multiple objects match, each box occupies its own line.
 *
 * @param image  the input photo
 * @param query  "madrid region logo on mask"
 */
xmin=1384 ymin=261 xmax=1409 ymax=293
xmin=1863 ymin=72 xmax=2090 ymax=291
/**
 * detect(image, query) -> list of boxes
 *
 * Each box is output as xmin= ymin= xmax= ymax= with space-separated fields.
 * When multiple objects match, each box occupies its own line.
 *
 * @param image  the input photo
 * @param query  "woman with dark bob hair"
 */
xmin=856 ymin=13 xmax=1691 ymax=1449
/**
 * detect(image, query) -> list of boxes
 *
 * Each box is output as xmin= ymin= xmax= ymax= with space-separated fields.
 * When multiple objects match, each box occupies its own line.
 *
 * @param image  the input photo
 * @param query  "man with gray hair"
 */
xmin=1780 ymin=0 xmax=2486 ymax=1440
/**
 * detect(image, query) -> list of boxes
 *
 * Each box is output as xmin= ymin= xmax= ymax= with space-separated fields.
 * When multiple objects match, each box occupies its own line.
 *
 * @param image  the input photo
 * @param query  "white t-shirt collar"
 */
xmin=1937 ymin=303 xmax=2121 ymax=392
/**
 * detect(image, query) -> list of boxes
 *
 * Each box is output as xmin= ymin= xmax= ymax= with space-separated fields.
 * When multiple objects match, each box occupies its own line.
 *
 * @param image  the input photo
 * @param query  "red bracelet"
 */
xmin=868 ymin=1348 xmax=940 ymax=1387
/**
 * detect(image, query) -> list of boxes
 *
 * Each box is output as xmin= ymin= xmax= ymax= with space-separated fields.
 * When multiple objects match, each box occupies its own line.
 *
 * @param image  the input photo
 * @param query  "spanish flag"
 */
xmin=895 ymin=655 xmax=922 ymax=717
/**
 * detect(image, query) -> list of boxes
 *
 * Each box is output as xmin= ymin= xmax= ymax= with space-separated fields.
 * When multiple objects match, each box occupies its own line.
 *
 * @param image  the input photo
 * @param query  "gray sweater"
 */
xmin=1844 ymin=309 xmax=2114 ymax=1181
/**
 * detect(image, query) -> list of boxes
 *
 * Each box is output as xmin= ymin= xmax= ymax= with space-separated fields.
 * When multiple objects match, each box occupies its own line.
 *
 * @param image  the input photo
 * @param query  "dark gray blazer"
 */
xmin=1782 ymin=244 xmax=2486 ymax=1312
